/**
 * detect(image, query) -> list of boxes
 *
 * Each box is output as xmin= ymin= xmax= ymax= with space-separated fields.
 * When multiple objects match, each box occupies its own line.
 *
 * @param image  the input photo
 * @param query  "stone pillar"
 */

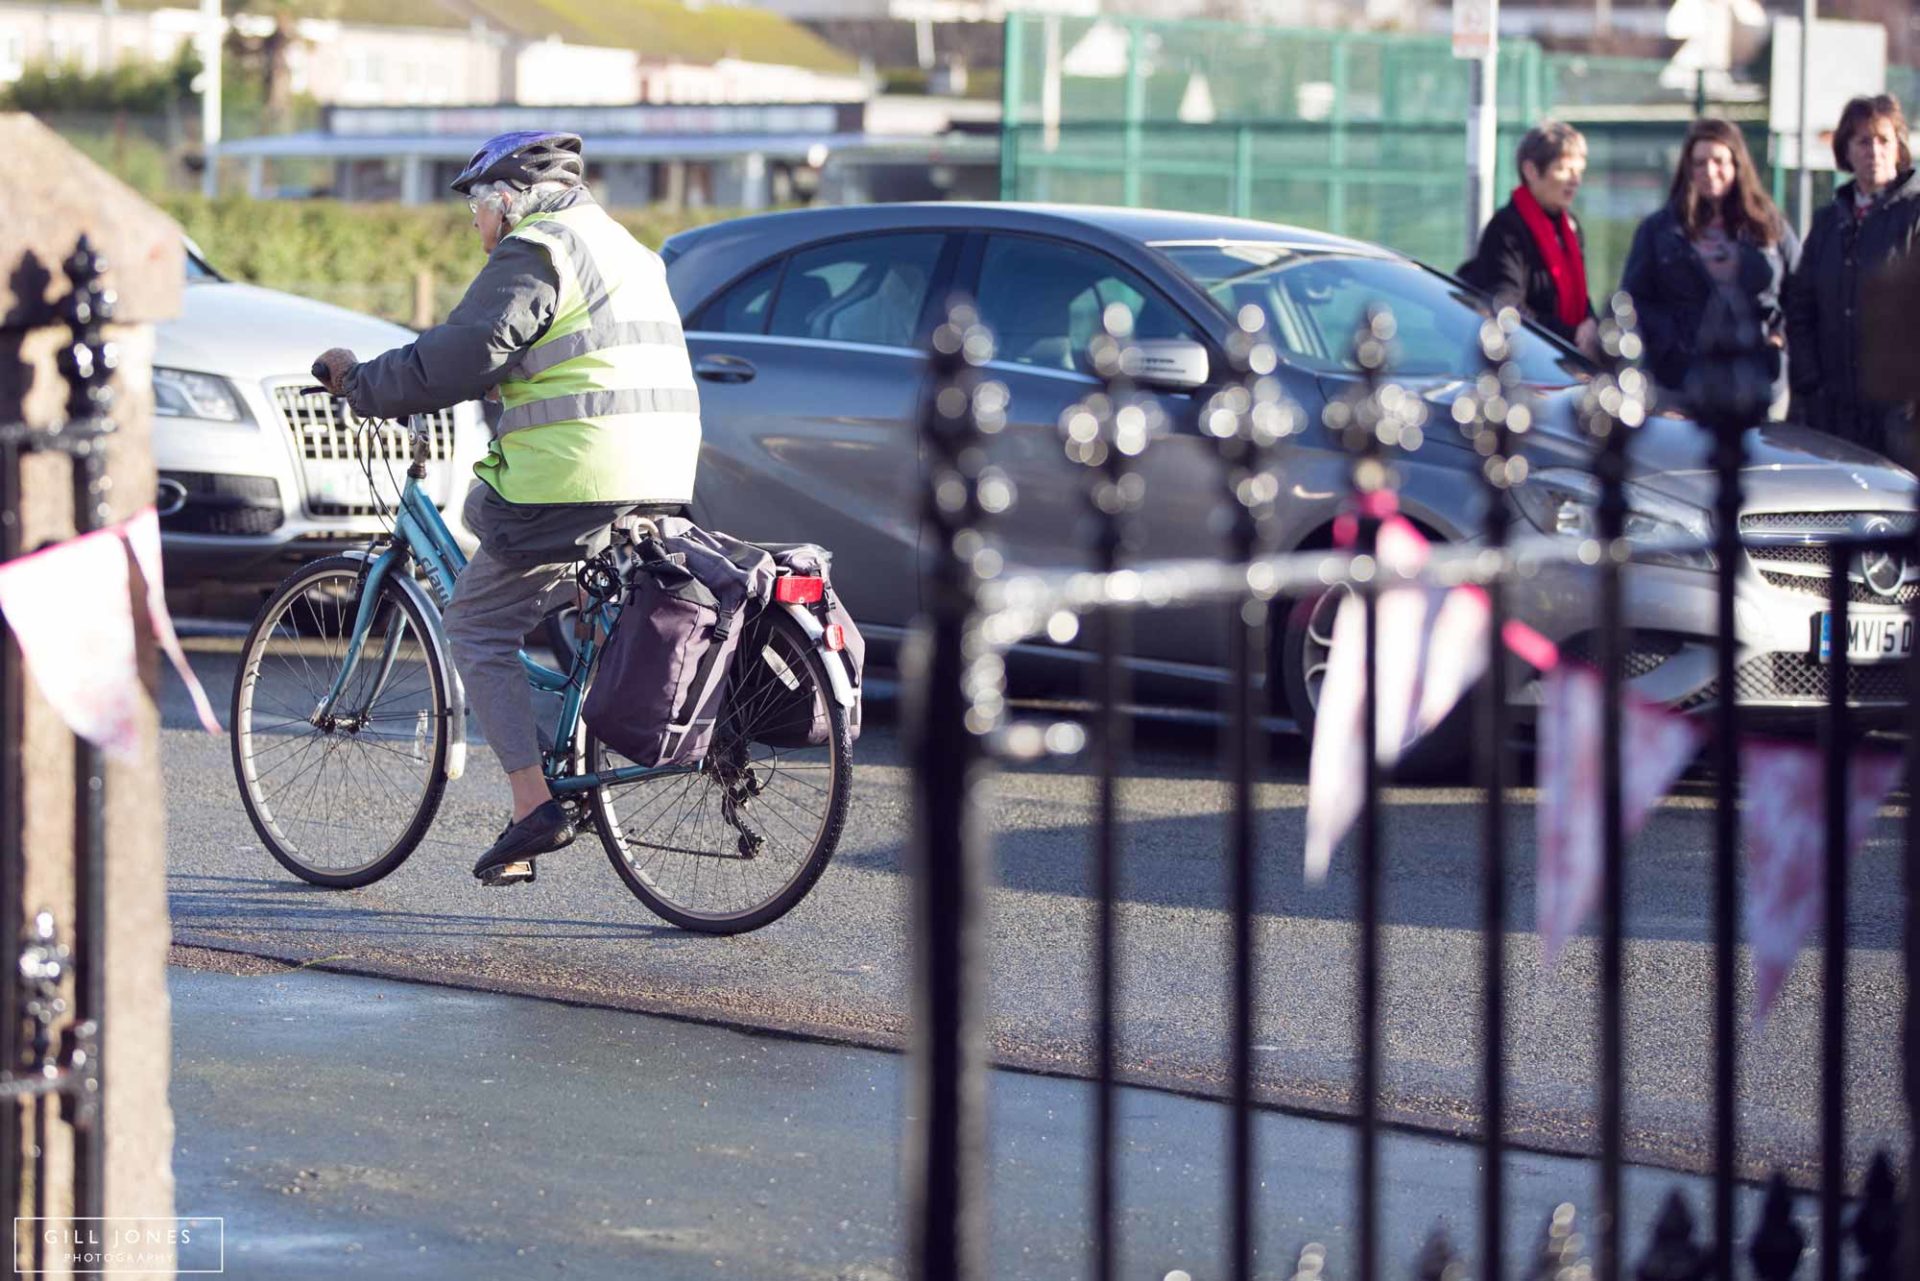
xmin=0 ymin=113 xmax=182 ymax=1278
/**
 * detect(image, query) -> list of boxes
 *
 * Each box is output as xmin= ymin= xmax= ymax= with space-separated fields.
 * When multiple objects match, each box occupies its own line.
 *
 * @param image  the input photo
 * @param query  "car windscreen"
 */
xmin=1157 ymin=243 xmax=1588 ymax=387
xmin=184 ymin=249 xmax=220 ymax=283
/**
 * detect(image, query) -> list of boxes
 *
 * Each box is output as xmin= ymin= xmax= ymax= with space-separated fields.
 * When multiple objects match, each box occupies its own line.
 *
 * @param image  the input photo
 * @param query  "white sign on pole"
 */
xmin=1770 ymin=16 xmax=1888 ymax=171
xmin=1453 ymin=0 xmax=1498 ymax=60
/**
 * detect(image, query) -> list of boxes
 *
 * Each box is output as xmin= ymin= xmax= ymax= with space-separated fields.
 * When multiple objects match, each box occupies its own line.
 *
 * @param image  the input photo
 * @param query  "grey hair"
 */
xmin=472 ymin=179 xmax=573 ymax=227
xmin=1515 ymin=120 xmax=1586 ymax=177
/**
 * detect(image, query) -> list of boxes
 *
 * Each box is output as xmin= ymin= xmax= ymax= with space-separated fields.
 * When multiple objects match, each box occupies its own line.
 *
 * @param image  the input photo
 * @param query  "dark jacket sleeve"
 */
xmin=343 ymin=237 xmax=560 ymax=420
xmin=1458 ymin=209 xmax=1533 ymax=319
xmin=1618 ymin=214 xmax=1679 ymax=368
xmin=1783 ymin=215 xmax=1825 ymax=397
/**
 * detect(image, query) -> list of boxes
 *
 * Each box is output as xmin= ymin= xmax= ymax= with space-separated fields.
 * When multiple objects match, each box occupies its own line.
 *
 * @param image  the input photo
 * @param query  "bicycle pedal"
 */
xmin=478 ymin=860 xmax=536 ymax=887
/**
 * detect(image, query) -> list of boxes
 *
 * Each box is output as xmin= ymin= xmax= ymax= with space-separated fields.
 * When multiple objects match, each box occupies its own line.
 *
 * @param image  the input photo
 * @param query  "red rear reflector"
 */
xmin=774 ymin=575 xmax=824 ymax=604
xmin=823 ymin=623 xmax=846 ymax=651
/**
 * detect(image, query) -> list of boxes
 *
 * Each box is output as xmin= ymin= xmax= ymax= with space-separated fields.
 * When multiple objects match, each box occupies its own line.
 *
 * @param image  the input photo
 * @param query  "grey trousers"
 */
xmin=443 ymin=545 xmax=575 ymax=775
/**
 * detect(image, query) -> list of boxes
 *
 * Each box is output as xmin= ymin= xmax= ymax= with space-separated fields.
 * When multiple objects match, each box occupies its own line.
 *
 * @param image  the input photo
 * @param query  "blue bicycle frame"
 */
xmin=309 ymin=421 xmax=694 ymax=795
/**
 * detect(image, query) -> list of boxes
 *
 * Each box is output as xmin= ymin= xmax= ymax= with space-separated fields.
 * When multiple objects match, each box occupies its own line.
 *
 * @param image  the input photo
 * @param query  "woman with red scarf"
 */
xmin=1458 ymin=120 xmax=1601 ymax=360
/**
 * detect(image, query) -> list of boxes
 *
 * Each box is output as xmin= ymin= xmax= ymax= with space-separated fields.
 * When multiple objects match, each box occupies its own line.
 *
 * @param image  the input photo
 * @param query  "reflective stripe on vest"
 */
xmin=478 ymin=202 xmax=700 ymax=506
xmin=499 ymin=387 xmax=701 ymax=433
xmin=513 ymin=320 xmax=686 ymax=381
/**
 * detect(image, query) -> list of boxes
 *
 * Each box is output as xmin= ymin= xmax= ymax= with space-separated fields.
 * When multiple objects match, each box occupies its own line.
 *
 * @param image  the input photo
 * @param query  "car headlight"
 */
xmin=153 ymin=368 xmax=251 ymax=424
xmin=1512 ymin=468 xmax=1715 ymax=570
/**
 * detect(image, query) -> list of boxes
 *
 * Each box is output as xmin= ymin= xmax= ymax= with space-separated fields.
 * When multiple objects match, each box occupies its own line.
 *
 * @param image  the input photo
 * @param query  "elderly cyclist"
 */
xmin=312 ymin=130 xmax=700 ymax=883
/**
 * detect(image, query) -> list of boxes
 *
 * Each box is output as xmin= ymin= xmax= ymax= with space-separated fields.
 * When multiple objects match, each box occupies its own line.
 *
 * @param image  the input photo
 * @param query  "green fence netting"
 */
xmin=999 ymin=15 xmax=1870 ymax=299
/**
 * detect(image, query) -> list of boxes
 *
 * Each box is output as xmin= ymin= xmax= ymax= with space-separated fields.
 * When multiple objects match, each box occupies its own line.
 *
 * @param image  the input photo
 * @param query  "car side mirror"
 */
xmin=1122 ymin=339 xmax=1210 ymax=392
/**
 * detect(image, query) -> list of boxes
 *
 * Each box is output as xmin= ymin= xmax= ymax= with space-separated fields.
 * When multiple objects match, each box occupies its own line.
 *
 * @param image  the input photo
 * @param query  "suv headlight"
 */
xmin=1512 ymin=468 xmax=1715 ymax=570
xmin=153 ymin=368 xmax=251 ymax=423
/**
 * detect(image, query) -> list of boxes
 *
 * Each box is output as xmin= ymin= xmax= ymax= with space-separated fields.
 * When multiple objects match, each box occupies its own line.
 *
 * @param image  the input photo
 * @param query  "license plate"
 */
xmin=1816 ymin=612 xmax=1916 ymax=664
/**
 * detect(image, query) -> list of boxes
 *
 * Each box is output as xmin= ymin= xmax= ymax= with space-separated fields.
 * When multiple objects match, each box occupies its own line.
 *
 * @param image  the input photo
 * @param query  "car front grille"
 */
xmin=157 ymin=471 xmax=284 ymax=535
xmin=1557 ymin=630 xmax=1686 ymax=680
xmin=1757 ymin=568 xmax=1920 ymax=606
xmin=1677 ymin=653 xmax=1908 ymax=709
xmin=1741 ymin=511 xmax=1918 ymax=535
xmin=1748 ymin=531 xmax=1920 ymax=606
xmin=271 ymin=385 xmax=458 ymax=516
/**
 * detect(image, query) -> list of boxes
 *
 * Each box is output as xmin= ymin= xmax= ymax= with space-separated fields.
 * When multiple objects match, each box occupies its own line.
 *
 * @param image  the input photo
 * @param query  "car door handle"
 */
xmin=694 ymin=354 xmax=757 ymax=384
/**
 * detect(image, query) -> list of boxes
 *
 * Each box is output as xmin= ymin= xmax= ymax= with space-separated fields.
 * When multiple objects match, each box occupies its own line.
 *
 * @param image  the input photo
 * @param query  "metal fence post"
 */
xmin=1577 ymin=293 xmax=1649 ymax=1281
xmin=1062 ymin=303 xmax=1152 ymax=1281
xmin=1456 ymin=307 xmax=1531 ymax=1281
xmin=53 ymin=236 xmax=115 ymax=1219
xmin=1325 ymin=305 xmax=1416 ymax=1281
xmin=1685 ymin=285 xmax=1771 ymax=1281
xmin=905 ymin=303 xmax=1003 ymax=1281
xmin=1203 ymin=306 xmax=1294 ymax=1281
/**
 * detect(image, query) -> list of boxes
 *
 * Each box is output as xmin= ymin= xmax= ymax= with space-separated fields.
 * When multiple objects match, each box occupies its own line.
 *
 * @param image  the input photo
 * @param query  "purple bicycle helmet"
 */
xmin=450 ymin=131 xmax=584 ymax=195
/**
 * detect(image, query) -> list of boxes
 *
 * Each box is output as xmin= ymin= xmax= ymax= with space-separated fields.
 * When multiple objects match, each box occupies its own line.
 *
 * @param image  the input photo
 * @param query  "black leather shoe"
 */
xmin=472 ymin=800 xmax=576 ymax=879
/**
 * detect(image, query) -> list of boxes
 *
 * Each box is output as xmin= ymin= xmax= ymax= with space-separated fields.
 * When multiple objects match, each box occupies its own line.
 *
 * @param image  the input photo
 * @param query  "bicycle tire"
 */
xmin=231 ymin=555 xmax=452 ymax=888
xmin=587 ymin=607 xmax=852 ymax=934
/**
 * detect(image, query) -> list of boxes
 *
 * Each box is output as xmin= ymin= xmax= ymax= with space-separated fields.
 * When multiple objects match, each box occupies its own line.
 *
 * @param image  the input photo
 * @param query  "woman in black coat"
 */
xmin=1785 ymin=94 xmax=1920 ymax=455
xmin=1619 ymin=118 xmax=1799 ymax=415
xmin=1458 ymin=120 xmax=1599 ymax=359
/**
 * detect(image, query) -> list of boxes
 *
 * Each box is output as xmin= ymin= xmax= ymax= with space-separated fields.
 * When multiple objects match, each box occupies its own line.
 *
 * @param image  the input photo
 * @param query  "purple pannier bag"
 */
xmin=585 ymin=523 xmax=773 ymax=769
xmin=753 ymin=544 xmax=864 ymax=749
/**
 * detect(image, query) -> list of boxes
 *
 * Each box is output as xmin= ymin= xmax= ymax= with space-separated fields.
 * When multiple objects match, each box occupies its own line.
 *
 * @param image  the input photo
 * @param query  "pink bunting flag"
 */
xmin=1535 ymin=664 xmax=1706 ymax=966
xmin=1743 ymin=741 xmax=1902 ymax=1024
xmin=122 ymin=507 xmax=222 ymax=736
xmin=0 ymin=526 xmax=145 ymax=760
xmin=1304 ymin=516 xmax=1492 ymax=881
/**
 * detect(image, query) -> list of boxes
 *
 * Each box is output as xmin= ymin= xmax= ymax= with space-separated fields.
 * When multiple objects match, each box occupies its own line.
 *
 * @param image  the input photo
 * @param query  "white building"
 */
xmin=0 ymin=3 xmax=867 ymax=109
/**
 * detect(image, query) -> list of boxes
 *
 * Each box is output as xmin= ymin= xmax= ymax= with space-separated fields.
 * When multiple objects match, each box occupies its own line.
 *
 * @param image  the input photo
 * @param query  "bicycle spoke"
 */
xmin=235 ymin=565 xmax=447 ymax=879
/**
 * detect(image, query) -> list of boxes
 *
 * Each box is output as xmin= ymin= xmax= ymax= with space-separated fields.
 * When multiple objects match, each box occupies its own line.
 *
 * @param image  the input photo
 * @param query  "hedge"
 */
xmin=159 ymin=195 xmax=746 ymax=324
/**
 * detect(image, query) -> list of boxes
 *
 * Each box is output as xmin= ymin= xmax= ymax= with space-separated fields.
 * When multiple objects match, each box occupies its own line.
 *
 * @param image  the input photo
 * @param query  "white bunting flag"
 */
xmin=1535 ymin=665 xmax=1706 ymax=966
xmin=1304 ymin=516 xmax=1492 ymax=881
xmin=0 ymin=527 xmax=145 ymax=760
xmin=123 ymin=507 xmax=222 ymax=735
xmin=1743 ymin=741 xmax=1902 ymax=1024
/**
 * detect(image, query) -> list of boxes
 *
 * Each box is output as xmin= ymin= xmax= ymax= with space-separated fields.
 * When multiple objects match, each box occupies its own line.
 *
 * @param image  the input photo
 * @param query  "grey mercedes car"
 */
xmin=154 ymin=245 xmax=488 ymax=602
xmin=661 ymin=202 xmax=1915 ymax=729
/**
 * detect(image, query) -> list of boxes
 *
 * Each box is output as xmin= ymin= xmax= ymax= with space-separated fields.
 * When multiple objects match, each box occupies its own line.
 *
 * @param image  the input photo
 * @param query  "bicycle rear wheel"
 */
xmin=231 ymin=556 xmax=452 ymax=888
xmin=587 ymin=608 xmax=851 ymax=934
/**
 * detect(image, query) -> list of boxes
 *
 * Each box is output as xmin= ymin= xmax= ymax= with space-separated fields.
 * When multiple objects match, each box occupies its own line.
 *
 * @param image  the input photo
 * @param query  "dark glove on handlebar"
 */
xmin=312 ymin=347 xmax=357 ymax=396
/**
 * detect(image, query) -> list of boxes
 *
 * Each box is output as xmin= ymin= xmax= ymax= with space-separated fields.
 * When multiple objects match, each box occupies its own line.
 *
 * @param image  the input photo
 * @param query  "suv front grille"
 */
xmin=272 ymin=385 xmax=458 ymax=516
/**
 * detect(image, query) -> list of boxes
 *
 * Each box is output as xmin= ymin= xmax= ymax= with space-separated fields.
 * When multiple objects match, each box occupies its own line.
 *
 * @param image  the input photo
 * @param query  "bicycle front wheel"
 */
xmin=587 ymin=608 xmax=851 ymax=934
xmin=231 ymin=556 xmax=452 ymax=888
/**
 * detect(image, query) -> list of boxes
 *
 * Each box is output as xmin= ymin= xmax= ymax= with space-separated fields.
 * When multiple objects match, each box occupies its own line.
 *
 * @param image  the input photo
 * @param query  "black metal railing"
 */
xmin=902 ymin=282 xmax=1917 ymax=1279
xmin=0 ymin=234 xmax=116 ymax=1265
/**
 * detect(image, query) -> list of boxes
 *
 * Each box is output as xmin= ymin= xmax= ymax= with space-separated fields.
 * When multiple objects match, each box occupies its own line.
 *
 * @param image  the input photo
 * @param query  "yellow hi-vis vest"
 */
xmin=476 ymin=203 xmax=701 ymax=506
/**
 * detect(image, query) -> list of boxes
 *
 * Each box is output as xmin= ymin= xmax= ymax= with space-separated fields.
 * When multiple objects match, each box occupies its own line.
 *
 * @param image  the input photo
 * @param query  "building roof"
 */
xmin=217 ymin=129 xmax=999 ymax=166
xmin=107 ymin=0 xmax=858 ymax=73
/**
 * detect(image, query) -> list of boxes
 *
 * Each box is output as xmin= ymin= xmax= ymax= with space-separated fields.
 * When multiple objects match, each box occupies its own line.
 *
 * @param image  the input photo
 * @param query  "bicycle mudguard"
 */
xmin=776 ymin=601 xmax=856 ymax=711
xmin=342 ymin=548 xmax=469 ymax=781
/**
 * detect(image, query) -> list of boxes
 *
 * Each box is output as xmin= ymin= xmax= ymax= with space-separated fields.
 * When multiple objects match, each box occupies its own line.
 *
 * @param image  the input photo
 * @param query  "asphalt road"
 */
xmin=171 ymin=958 xmax=1797 ymax=1281
xmin=161 ymin=636 xmax=1908 ymax=1188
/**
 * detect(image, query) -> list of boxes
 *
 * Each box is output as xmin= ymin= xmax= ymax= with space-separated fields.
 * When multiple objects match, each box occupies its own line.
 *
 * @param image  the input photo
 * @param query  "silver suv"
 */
xmin=154 ymin=246 xmax=487 ymax=604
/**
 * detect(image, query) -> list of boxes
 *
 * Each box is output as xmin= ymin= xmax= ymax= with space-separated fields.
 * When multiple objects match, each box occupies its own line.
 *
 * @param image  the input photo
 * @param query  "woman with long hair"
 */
xmin=1785 ymin=94 xmax=1920 ymax=454
xmin=1619 ymin=117 xmax=1798 ymax=414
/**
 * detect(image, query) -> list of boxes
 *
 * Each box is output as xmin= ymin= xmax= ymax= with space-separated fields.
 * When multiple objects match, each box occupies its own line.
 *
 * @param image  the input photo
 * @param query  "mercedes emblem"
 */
xmin=1857 ymin=516 xmax=1908 ymax=598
